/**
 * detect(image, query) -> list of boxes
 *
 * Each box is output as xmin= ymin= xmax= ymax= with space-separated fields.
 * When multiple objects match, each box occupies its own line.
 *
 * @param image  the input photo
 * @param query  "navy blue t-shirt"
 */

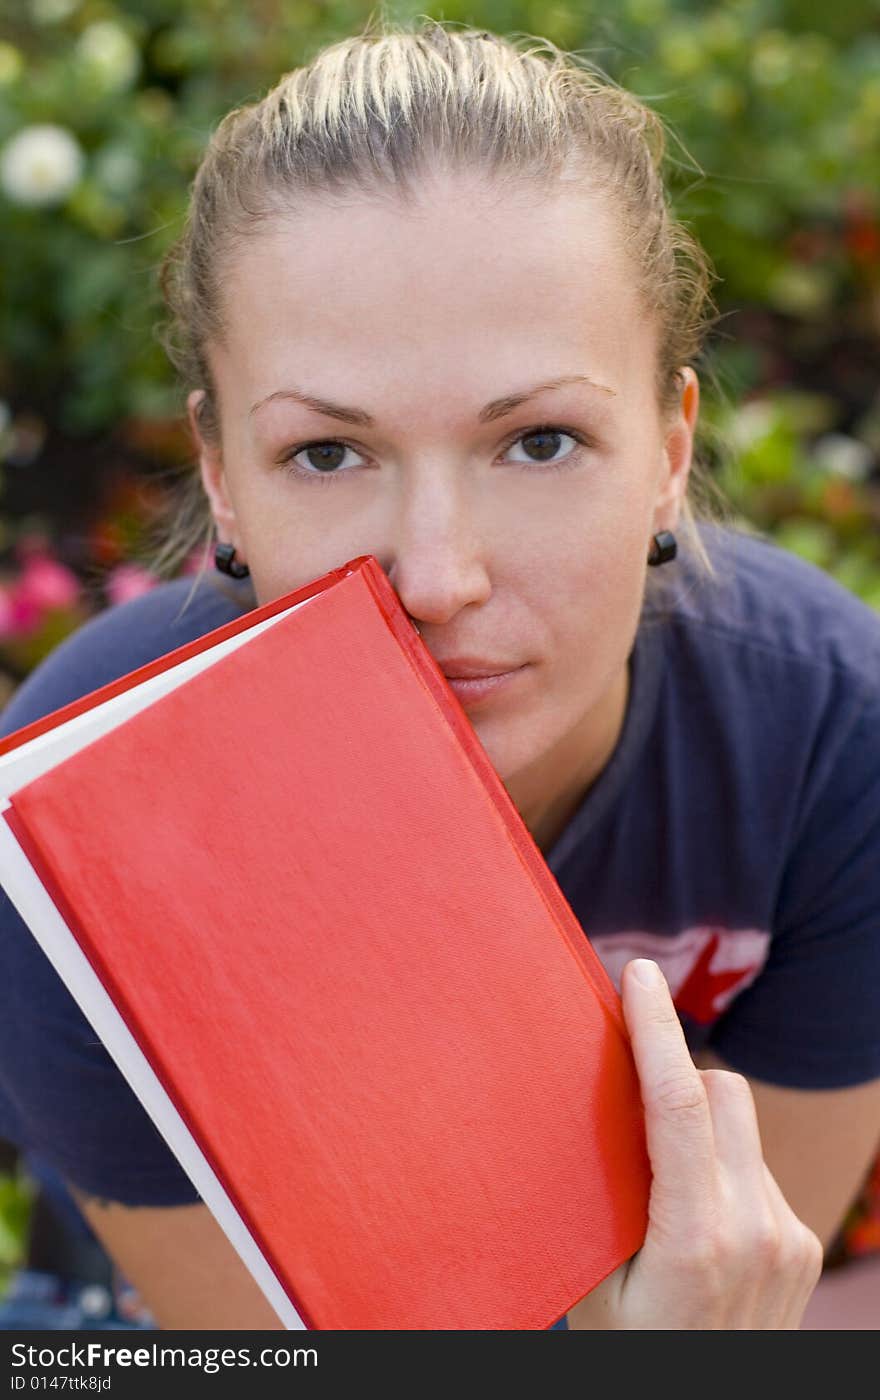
xmin=1 ymin=525 xmax=879 ymax=1211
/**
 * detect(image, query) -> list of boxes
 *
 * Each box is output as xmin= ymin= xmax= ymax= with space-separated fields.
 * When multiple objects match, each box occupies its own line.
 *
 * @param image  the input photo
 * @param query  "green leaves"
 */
xmin=0 ymin=1169 xmax=33 ymax=1295
xmin=0 ymin=1 xmax=876 ymax=621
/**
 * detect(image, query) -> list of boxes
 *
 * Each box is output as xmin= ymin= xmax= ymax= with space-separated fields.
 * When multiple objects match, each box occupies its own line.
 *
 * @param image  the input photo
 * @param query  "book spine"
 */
xmin=356 ymin=558 xmax=627 ymax=1037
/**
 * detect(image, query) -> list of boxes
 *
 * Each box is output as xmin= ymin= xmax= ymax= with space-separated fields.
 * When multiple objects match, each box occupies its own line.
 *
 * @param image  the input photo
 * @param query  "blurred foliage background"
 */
xmin=0 ymin=0 xmax=879 ymax=1285
xmin=0 ymin=0 xmax=879 ymax=702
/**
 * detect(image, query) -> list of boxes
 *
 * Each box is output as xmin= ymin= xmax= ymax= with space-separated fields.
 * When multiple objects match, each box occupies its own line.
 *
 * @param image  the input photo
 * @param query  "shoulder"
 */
xmin=0 ymin=572 xmax=254 ymax=739
xmin=640 ymin=523 xmax=880 ymax=870
xmin=651 ymin=522 xmax=880 ymax=713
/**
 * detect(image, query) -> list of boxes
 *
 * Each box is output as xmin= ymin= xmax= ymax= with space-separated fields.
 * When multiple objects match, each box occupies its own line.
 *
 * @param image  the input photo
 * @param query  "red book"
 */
xmin=0 ymin=555 xmax=650 ymax=1329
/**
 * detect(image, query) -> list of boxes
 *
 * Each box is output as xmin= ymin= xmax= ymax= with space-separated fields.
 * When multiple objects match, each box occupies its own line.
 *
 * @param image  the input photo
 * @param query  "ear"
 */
xmin=653 ymin=367 xmax=700 ymax=534
xmin=187 ymin=389 xmax=242 ymax=552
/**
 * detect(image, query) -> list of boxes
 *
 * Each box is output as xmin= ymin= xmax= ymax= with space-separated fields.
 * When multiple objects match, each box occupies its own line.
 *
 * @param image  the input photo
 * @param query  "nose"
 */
xmin=379 ymin=472 xmax=492 ymax=628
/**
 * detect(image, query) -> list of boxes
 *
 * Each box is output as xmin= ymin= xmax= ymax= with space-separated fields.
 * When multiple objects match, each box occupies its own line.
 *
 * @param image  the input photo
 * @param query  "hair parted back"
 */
xmin=153 ymin=14 xmax=731 ymax=591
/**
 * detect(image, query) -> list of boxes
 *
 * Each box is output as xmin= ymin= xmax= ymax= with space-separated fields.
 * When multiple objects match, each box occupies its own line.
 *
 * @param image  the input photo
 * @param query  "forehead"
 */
xmin=212 ymin=172 xmax=654 ymax=405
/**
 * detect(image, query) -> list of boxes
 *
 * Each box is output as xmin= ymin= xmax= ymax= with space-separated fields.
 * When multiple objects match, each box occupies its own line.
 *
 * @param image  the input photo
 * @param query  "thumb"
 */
xmin=621 ymin=959 xmax=717 ymax=1234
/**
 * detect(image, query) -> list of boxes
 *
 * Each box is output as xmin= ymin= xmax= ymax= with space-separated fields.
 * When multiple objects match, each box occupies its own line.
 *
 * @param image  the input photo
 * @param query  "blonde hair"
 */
xmin=152 ymin=16 xmax=733 ymax=593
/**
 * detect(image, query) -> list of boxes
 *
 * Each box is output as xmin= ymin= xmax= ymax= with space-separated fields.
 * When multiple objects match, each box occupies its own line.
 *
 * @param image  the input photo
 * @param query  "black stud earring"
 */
xmin=214 ymin=541 xmax=250 ymax=578
xmin=647 ymin=530 xmax=677 ymax=566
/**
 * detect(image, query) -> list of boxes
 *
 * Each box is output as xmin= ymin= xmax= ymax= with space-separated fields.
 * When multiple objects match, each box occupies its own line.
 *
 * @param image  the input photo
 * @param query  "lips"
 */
xmin=434 ymin=657 xmax=524 ymax=680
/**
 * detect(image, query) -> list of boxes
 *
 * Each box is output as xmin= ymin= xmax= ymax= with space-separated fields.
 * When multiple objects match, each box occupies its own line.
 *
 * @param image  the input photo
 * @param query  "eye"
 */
xmin=278 ymin=439 xmax=366 ymax=482
xmin=277 ymin=423 xmax=591 ymax=482
xmin=503 ymin=425 xmax=587 ymax=468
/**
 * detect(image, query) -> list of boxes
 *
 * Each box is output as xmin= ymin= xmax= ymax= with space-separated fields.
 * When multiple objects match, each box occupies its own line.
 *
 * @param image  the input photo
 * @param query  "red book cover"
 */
xmin=1 ymin=555 xmax=650 ymax=1329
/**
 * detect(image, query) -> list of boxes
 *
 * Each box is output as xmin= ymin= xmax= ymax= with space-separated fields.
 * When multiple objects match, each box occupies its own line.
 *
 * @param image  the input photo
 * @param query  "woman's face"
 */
xmin=192 ymin=170 xmax=698 ymax=839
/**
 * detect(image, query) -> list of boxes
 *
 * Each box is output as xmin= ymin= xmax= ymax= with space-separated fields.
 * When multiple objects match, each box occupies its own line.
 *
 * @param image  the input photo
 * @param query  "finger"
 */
xmin=621 ymin=959 xmax=717 ymax=1232
xmin=761 ymin=1163 xmax=825 ymax=1322
xmin=700 ymin=1069 xmax=784 ymax=1319
xmin=762 ymin=1162 xmax=826 ymax=1285
xmin=706 ymin=1098 xmax=823 ymax=1332
xmin=700 ymin=1067 xmax=766 ymax=1186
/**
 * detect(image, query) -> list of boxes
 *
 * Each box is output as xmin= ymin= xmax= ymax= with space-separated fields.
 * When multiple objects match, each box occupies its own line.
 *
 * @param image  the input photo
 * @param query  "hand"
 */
xmin=567 ymin=958 xmax=824 ymax=1330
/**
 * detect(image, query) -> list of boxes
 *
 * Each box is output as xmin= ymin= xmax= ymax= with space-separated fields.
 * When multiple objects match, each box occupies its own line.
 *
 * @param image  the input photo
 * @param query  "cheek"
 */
xmin=537 ymin=517 xmax=650 ymax=707
xmin=234 ymin=476 xmax=358 ymax=602
xmin=544 ymin=501 xmax=651 ymax=630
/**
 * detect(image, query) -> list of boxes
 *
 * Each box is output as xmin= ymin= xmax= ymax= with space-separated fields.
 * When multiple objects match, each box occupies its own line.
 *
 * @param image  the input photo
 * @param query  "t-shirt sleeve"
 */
xmin=0 ymin=582 xmax=245 ymax=1205
xmin=707 ymin=690 xmax=880 ymax=1089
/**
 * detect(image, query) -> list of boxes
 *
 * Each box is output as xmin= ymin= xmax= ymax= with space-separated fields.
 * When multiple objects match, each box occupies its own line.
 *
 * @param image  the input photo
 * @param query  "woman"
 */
xmin=2 ymin=20 xmax=877 ymax=1329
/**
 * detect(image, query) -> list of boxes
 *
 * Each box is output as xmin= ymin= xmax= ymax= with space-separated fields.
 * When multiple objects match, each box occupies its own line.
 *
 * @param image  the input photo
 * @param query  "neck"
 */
xmin=505 ymin=660 xmax=631 ymax=855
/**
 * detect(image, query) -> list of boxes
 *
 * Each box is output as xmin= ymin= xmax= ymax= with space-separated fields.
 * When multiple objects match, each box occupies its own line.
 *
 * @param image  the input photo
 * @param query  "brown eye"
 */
xmin=520 ymin=430 xmax=565 ymax=461
xmin=506 ymin=427 xmax=583 ymax=467
xmin=302 ymin=443 xmax=347 ymax=472
xmin=280 ymin=439 xmax=365 ymax=482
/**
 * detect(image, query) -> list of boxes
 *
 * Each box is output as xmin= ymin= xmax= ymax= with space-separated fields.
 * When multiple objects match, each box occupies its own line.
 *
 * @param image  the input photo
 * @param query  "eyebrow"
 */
xmin=248 ymin=374 xmax=617 ymax=427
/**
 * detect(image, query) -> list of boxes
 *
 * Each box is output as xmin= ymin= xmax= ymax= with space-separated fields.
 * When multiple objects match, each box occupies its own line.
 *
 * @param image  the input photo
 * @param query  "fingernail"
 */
xmin=631 ymin=958 xmax=662 ymax=988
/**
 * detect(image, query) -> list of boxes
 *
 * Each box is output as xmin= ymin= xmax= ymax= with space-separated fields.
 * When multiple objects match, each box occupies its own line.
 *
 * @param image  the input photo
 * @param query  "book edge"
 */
xmin=0 ymin=803 xmax=309 ymax=1332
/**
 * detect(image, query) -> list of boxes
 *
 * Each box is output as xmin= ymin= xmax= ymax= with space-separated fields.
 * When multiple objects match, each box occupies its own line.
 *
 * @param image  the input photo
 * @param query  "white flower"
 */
xmin=727 ymin=400 xmax=778 ymax=452
xmin=76 ymin=21 xmax=140 ymax=91
xmin=812 ymin=433 xmax=873 ymax=482
xmin=0 ymin=124 xmax=85 ymax=207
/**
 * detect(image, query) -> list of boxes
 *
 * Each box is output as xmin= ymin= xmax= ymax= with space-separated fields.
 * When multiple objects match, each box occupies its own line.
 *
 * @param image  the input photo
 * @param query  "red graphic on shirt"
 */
xmin=588 ymin=926 xmax=770 ymax=1025
xmin=673 ymin=932 xmax=759 ymax=1025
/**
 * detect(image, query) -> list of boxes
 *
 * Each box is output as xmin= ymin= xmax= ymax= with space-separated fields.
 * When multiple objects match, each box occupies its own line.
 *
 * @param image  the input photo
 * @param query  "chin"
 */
xmin=466 ymin=716 xmax=542 ymax=788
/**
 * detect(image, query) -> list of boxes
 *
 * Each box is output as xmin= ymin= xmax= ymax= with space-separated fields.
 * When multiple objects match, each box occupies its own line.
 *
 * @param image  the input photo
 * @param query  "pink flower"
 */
xmin=18 ymin=553 xmax=81 ymax=612
xmin=106 ymin=562 xmax=158 ymax=607
xmin=8 ymin=590 xmax=41 ymax=634
xmin=0 ymin=552 xmax=81 ymax=638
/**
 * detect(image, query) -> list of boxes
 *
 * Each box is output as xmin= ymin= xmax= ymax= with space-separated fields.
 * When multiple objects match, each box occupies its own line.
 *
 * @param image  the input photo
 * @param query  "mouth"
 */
xmin=439 ymin=665 xmax=528 ymax=708
xmin=434 ymin=656 xmax=524 ymax=680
